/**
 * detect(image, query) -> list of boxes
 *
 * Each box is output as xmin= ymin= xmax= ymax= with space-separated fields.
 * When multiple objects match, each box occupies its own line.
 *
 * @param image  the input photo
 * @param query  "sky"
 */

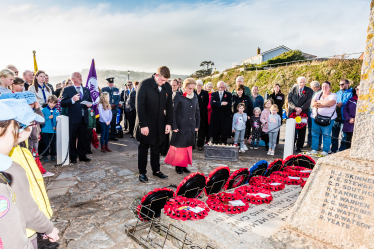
xmin=1 ymin=0 xmax=369 ymax=77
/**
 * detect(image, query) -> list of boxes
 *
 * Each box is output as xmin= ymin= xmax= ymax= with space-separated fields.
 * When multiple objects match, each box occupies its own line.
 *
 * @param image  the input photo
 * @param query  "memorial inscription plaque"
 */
xmin=287 ymin=151 xmax=374 ymax=249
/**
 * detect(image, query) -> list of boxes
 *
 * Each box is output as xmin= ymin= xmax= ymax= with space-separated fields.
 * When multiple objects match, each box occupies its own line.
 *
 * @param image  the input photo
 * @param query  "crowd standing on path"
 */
xmin=0 ymin=63 xmax=360 ymax=247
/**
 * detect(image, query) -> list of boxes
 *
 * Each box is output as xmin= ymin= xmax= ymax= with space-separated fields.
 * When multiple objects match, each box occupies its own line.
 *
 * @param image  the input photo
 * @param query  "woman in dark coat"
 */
xmin=269 ymin=83 xmax=285 ymax=144
xmin=343 ymin=86 xmax=359 ymax=149
xmin=165 ymin=78 xmax=200 ymax=174
xmin=195 ymin=80 xmax=209 ymax=150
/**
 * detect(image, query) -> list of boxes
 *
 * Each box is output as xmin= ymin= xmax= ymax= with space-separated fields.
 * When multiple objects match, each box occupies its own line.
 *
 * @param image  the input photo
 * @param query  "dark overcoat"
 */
xmin=195 ymin=89 xmax=209 ymax=131
xmin=269 ymin=91 xmax=285 ymax=118
xmin=287 ymin=85 xmax=313 ymax=115
xmin=232 ymin=93 xmax=253 ymax=116
xmin=170 ymin=92 xmax=200 ymax=148
xmin=134 ymin=75 xmax=173 ymax=145
xmin=209 ymin=91 xmax=232 ymax=138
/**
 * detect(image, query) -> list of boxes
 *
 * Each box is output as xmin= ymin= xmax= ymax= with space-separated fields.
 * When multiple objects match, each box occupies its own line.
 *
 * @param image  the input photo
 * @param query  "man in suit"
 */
xmin=102 ymin=78 xmax=120 ymax=141
xmin=209 ymin=81 xmax=233 ymax=144
xmin=134 ymin=66 xmax=173 ymax=183
xmin=126 ymin=81 xmax=138 ymax=138
xmin=61 ymin=72 xmax=92 ymax=163
xmin=287 ymin=76 xmax=313 ymax=153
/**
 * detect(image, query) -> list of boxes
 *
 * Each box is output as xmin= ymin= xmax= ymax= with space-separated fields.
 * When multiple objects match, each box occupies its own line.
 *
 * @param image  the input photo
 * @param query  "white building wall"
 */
xmin=262 ymin=47 xmax=290 ymax=62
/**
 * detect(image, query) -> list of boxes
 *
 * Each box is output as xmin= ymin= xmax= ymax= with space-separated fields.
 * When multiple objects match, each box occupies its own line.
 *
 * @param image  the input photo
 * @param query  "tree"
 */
xmin=190 ymin=61 xmax=215 ymax=78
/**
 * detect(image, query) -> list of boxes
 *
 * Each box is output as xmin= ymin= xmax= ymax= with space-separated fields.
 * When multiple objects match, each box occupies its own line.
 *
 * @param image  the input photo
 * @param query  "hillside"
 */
xmin=50 ymin=69 xmax=188 ymax=89
xmin=202 ymin=59 xmax=362 ymax=95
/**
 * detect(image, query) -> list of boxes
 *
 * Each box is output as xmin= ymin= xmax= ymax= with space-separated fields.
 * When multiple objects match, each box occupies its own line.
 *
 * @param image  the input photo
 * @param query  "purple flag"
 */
xmin=85 ymin=59 xmax=100 ymax=116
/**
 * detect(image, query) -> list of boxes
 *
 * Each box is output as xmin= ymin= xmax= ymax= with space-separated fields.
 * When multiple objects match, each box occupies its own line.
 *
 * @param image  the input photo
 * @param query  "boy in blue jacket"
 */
xmin=41 ymin=95 xmax=59 ymax=161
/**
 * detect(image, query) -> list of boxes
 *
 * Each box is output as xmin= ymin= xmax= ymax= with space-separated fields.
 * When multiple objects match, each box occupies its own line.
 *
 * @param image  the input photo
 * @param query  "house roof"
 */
xmin=242 ymin=45 xmax=292 ymax=62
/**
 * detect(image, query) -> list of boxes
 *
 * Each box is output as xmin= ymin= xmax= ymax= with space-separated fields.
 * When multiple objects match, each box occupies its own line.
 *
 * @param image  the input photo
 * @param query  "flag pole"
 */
xmin=33 ymin=50 xmax=38 ymax=73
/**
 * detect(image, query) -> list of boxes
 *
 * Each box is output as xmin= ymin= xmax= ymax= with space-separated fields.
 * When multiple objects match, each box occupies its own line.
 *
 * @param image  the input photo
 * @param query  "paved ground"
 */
xmin=38 ymin=124 xmax=313 ymax=248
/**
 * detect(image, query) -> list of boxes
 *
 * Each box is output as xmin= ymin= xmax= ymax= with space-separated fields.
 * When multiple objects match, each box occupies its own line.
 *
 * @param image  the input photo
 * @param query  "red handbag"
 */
xmin=92 ymin=130 xmax=99 ymax=149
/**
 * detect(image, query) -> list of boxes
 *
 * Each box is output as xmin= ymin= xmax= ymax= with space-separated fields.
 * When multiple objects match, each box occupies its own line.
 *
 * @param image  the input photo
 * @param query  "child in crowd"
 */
xmin=12 ymin=77 xmax=25 ymax=93
xmin=41 ymin=95 xmax=59 ymax=162
xmin=85 ymin=106 xmax=97 ymax=154
xmin=98 ymin=92 xmax=112 ymax=153
xmin=267 ymin=104 xmax=282 ymax=155
xmin=0 ymin=99 xmax=59 ymax=248
xmin=260 ymin=99 xmax=273 ymax=151
xmin=232 ymin=103 xmax=249 ymax=153
xmin=249 ymin=107 xmax=262 ymax=149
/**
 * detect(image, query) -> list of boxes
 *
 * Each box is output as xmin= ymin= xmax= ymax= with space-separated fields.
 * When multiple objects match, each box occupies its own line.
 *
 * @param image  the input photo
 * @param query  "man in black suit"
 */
xmin=61 ymin=72 xmax=92 ymax=163
xmin=134 ymin=66 xmax=173 ymax=183
xmin=287 ymin=76 xmax=313 ymax=153
xmin=209 ymin=81 xmax=233 ymax=144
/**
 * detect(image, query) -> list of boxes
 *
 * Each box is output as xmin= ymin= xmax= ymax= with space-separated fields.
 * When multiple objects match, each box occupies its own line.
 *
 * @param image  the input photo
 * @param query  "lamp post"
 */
xmin=127 ymin=70 xmax=130 ymax=81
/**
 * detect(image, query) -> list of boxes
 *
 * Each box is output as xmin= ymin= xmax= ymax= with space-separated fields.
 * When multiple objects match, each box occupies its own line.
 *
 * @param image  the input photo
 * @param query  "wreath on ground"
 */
xmin=301 ymin=180 xmax=306 ymax=188
xmin=224 ymin=168 xmax=249 ymax=190
xmin=136 ymin=188 xmax=175 ymax=221
xmin=289 ymin=111 xmax=308 ymax=129
xmin=283 ymin=166 xmax=312 ymax=178
xmin=206 ymin=192 xmax=249 ymax=214
xmin=234 ymin=185 xmax=273 ymax=204
xmin=175 ymin=172 xmax=206 ymax=198
xmin=164 ymin=196 xmax=210 ymax=221
xmin=269 ymin=174 xmax=304 ymax=185
xmin=204 ymin=166 xmax=230 ymax=196
xmin=249 ymin=175 xmax=285 ymax=192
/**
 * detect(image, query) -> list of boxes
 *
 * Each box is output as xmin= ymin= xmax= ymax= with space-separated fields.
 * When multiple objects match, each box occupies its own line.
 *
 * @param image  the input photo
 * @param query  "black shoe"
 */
xmin=51 ymin=156 xmax=56 ymax=161
xmin=139 ymin=174 xmax=148 ymax=183
xmin=109 ymin=137 xmax=118 ymax=141
xmin=175 ymin=166 xmax=183 ymax=174
xmin=264 ymin=146 xmax=269 ymax=151
xmin=183 ymin=167 xmax=191 ymax=173
xmin=80 ymin=157 xmax=91 ymax=162
xmin=304 ymin=144 xmax=311 ymax=149
xmin=295 ymin=149 xmax=302 ymax=154
xmin=86 ymin=151 xmax=93 ymax=154
xmin=130 ymin=135 xmax=134 ymax=138
xmin=198 ymin=147 xmax=203 ymax=151
xmin=153 ymin=171 xmax=168 ymax=178
xmin=71 ymin=159 xmax=78 ymax=164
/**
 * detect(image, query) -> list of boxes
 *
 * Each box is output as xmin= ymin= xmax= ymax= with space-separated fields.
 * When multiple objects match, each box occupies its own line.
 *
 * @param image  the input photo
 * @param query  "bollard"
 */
xmin=283 ymin=118 xmax=296 ymax=160
xmin=57 ymin=115 xmax=70 ymax=166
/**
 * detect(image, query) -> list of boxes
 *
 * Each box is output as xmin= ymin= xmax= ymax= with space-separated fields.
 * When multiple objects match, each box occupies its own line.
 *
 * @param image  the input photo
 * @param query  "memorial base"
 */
xmin=161 ymin=186 xmax=306 ymax=249
xmin=287 ymin=150 xmax=374 ymax=249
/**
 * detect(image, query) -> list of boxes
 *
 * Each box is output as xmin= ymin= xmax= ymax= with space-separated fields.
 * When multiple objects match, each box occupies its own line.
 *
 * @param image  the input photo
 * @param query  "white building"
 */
xmin=241 ymin=45 xmax=316 ymax=65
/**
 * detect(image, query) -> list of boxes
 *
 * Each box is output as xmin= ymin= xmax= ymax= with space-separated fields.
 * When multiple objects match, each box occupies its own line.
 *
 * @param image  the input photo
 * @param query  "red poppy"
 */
xmin=183 ymin=92 xmax=187 ymax=97
xmin=166 ymin=93 xmax=168 ymax=99
xmin=302 ymin=90 xmax=305 ymax=94
xmin=224 ymin=94 xmax=227 ymax=98
xmin=242 ymin=100 xmax=244 ymax=102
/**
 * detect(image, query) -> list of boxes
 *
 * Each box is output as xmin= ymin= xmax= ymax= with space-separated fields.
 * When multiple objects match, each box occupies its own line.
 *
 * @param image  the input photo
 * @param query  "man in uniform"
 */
xmin=102 ymin=77 xmax=120 ymax=141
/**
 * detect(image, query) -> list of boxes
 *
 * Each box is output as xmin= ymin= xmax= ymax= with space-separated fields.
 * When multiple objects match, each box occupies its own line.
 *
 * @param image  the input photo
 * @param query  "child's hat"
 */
xmin=0 ymin=99 xmax=44 ymax=126
xmin=0 ymin=92 xmax=37 ymax=104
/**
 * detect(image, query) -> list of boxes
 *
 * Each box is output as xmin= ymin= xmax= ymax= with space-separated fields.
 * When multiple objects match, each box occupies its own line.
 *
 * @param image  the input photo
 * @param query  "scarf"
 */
xmin=353 ymin=95 xmax=358 ymax=101
xmin=183 ymin=92 xmax=194 ymax=99
xmin=38 ymin=84 xmax=47 ymax=103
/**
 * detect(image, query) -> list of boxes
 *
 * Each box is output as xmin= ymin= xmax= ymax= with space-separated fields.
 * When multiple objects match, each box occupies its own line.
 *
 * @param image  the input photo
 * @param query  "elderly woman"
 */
xmin=195 ymin=80 xmax=209 ymax=150
xmin=28 ymin=70 xmax=52 ymax=107
xmin=164 ymin=78 xmax=200 ymax=174
xmin=310 ymin=81 xmax=337 ymax=156
xmin=0 ymin=69 xmax=15 ymax=94
xmin=343 ymin=86 xmax=359 ymax=149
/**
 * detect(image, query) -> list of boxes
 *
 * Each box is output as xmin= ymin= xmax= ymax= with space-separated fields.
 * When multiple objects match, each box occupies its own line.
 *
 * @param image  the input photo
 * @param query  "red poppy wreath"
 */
xmin=283 ymin=166 xmax=312 ymax=178
xmin=248 ymin=175 xmax=285 ymax=192
xmin=164 ymin=196 xmax=210 ymax=221
xmin=269 ymin=174 xmax=304 ymax=185
xmin=289 ymin=111 xmax=308 ymax=129
xmin=234 ymin=185 xmax=273 ymax=204
xmin=206 ymin=192 xmax=249 ymax=214
xmin=301 ymin=180 xmax=306 ymax=188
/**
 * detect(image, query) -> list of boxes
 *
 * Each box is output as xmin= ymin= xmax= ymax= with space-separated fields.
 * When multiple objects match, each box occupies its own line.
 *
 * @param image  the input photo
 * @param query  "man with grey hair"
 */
xmin=232 ymin=76 xmax=251 ymax=98
xmin=61 ymin=72 xmax=93 ymax=164
xmin=306 ymin=81 xmax=322 ymax=148
xmin=23 ymin=70 xmax=34 ymax=90
xmin=6 ymin=64 xmax=18 ymax=76
xmin=209 ymin=81 xmax=232 ymax=144
xmin=287 ymin=76 xmax=313 ymax=153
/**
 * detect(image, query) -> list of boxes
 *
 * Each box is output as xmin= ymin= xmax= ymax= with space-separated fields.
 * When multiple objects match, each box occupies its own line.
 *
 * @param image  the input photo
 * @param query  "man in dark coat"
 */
xmin=209 ymin=81 xmax=232 ymax=144
xmin=287 ymin=76 xmax=313 ymax=153
xmin=195 ymin=80 xmax=209 ymax=150
xmin=134 ymin=66 xmax=173 ymax=183
xmin=61 ymin=72 xmax=93 ymax=163
xmin=102 ymin=77 xmax=120 ymax=141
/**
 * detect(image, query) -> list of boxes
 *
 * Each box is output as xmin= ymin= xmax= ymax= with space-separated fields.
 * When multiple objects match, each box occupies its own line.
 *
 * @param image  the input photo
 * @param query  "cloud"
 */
xmin=1 ymin=0 xmax=369 ymax=76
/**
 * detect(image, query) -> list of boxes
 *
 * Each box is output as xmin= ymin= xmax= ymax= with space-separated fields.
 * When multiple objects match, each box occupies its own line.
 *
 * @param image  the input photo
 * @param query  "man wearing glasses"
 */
xmin=331 ymin=79 xmax=353 ymax=153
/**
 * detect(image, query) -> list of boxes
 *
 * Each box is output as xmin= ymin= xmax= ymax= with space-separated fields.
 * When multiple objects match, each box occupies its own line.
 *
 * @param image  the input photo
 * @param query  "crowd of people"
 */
xmin=0 ymin=64 xmax=359 ymax=248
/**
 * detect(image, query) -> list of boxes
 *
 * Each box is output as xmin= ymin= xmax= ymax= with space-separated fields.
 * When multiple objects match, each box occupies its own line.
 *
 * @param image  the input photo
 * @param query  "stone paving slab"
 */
xmin=47 ymin=178 xmax=78 ymax=190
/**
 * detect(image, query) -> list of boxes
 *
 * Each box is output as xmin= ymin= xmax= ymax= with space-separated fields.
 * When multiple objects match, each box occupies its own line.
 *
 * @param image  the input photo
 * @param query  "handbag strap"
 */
xmin=316 ymin=92 xmax=335 ymax=118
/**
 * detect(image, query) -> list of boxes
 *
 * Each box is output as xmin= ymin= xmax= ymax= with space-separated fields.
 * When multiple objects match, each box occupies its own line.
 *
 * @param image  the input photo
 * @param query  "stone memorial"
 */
xmin=204 ymin=144 xmax=239 ymax=161
xmin=286 ymin=2 xmax=374 ymax=248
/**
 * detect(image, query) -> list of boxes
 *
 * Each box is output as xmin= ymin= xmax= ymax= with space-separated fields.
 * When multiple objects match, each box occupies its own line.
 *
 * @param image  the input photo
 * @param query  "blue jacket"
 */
xmin=41 ymin=106 xmax=59 ymax=133
xmin=251 ymin=95 xmax=264 ymax=111
xmin=336 ymin=88 xmax=353 ymax=121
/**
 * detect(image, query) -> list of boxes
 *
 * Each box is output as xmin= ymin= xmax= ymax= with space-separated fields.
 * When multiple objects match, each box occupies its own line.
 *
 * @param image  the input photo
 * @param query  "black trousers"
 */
xmin=85 ymin=128 xmax=93 ymax=153
xmin=69 ymin=117 xmax=87 ymax=160
xmin=197 ymin=126 xmax=208 ymax=147
xmin=346 ymin=132 xmax=353 ymax=149
xmin=123 ymin=109 xmax=128 ymax=130
xmin=110 ymin=111 xmax=117 ymax=138
xmin=138 ymin=143 xmax=161 ymax=174
xmin=41 ymin=133 xmax=56 ymax=156
xmin=295 ymin=127 xmax=307 ymax=150
xmin=213 ymin=137 xmax=227 ymax=144
xmin=261 ymin=133 xmax=269 ymax=148
xmin=128 ymin=109 xmax=136 ymax=135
